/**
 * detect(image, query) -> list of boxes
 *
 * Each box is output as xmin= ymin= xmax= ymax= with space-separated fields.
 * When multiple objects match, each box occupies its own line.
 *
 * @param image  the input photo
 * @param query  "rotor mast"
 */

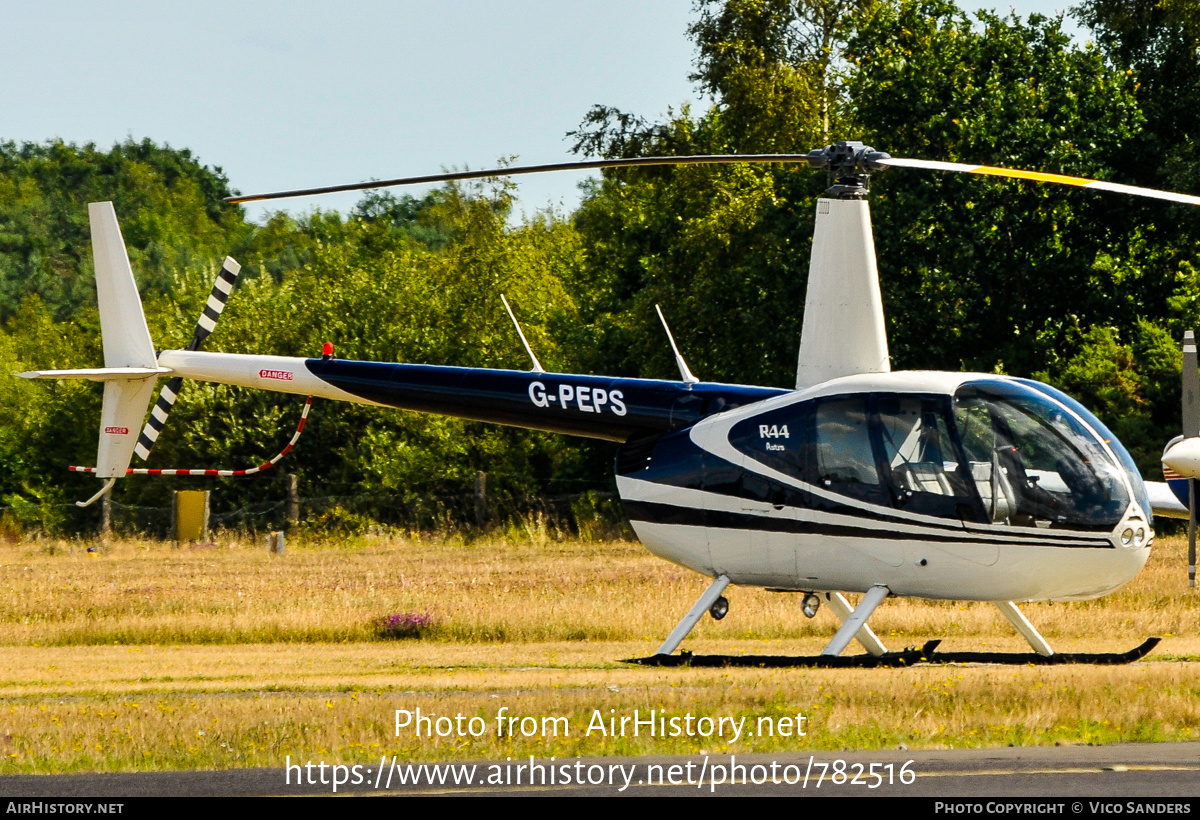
xmin=794 ymin=142 xmax=893 ymax=391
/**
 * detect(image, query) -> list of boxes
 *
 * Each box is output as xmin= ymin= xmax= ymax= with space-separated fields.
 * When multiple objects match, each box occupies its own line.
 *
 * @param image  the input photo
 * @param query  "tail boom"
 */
xmin=159 ymin=349 xmax=785 ymax=442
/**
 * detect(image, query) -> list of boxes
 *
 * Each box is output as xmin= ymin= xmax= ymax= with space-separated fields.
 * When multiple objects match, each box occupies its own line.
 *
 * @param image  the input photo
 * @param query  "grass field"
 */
xmin=1 ymin=529 xmax=1198 ymax=773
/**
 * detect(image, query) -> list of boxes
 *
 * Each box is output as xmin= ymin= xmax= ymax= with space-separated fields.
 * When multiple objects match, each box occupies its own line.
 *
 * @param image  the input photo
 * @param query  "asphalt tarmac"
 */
xmin=2 ymin=742 xmax=1198 ymax=797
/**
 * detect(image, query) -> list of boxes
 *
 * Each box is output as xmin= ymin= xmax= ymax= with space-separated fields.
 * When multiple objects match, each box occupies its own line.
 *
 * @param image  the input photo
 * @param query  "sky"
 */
xmin=3 ymin=1 xmax=1085 ymax=224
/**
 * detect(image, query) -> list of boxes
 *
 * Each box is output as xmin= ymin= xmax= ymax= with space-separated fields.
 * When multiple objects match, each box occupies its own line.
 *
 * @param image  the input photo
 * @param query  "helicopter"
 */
xmin=20 ymin=141 xmax=1200 ymax=666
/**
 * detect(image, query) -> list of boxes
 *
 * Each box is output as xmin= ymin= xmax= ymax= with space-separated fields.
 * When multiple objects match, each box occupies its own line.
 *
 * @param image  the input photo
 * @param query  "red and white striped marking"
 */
xmin=72 ymin=396 xmax=312 ymax=476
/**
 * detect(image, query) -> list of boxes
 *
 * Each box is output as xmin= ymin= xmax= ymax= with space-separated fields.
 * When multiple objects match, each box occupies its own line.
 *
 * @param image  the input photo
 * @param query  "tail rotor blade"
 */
xmin=134 ymin=257 xmax=242 ymax=462
xmin=1183 ymin=330 xmax=1200 ymax=588
xmin=1184 ymin=330 xmax=1199 ymax=438
xmin=191 ymin=257 xmax=241 ymax=349
xmin=134 ymin=376 xmax=183 ymax=461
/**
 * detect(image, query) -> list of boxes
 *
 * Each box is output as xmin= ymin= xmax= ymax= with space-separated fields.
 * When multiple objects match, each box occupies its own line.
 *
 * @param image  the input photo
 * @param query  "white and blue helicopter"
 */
xmin=21 ymin=142 xmax=1200 ymax=666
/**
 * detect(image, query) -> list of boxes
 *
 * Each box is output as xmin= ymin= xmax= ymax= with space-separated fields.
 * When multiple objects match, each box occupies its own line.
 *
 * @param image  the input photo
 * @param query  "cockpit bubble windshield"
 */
xmin=954 ymin=381 xmax=1131 ymax=530
xmin=1013 ymin=377 xmax=1152 ymax=521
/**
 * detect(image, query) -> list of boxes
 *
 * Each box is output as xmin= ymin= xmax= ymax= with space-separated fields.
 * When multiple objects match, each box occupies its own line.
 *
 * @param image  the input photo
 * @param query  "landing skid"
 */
xmin=625 ymin=637 xmax=1161 ymax=668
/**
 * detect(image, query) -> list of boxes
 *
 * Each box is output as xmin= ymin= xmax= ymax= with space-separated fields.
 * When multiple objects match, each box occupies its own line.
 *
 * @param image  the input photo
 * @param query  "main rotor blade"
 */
xmin=874 ymin=157 xmax=1200 ymax=206
xmin=224 ymin=155 xmax=813 ymax=204
xmin=227 ymin=149 xmax=1200 ymax=208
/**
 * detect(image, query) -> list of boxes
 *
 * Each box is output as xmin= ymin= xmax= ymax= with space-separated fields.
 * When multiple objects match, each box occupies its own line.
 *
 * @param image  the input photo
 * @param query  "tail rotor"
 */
xmin=133 ymin=257 xmax=241 ymax=461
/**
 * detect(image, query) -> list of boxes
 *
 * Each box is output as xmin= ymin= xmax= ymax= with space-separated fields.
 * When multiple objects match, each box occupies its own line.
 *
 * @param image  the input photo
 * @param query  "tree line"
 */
xmin=1 ymin=0 xmax=1198 ymax=533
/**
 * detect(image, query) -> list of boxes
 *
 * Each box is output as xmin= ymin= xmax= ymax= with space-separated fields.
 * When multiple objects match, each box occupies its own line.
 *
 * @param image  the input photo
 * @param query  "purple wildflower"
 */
xmin=373 ymin=612 xmax=436 ymax=639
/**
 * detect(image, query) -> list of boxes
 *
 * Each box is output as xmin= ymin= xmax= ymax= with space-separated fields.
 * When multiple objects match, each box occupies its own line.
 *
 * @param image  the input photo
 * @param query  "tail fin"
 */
xmin=91 ymin=202 xmax=162 ymax=479
xmin=91 ymin=202 xmax=156 ymax=372
xmin=18 ymin=202 xmax=167 ymax=486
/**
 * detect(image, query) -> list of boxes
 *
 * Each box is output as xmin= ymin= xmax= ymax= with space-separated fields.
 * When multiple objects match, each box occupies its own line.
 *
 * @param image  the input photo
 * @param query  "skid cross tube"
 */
xmin=655 ymin=575 xmax=731 ymax=657
xmin=995 ymin=601 xmax=1054 ymax=656
xmin=822 ymin=592 xmax=888 ymax=656
xmin=820 ymin=585 xmax=890 ymax=656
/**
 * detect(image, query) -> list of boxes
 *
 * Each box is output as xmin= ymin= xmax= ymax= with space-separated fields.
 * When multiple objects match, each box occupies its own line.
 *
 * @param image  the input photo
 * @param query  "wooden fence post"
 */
xmin=286 ymin=474 xmax=299 ymax=531
xmin=100 ymin=493 xmax=111 ymax=542
xmin=474 ymin=471 xmax=487 ymax=528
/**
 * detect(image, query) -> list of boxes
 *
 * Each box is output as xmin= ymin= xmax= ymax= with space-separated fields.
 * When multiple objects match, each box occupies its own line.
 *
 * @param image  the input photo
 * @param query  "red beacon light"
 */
xmin=322 ymin=342 xmax=334 ymax=360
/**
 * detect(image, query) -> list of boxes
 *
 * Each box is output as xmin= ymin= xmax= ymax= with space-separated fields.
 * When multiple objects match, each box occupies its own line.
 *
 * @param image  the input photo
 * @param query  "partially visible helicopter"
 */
xmin=21 ymin=142 xmax=1200 ymax=665
xmin=1157 ymin=330 xmax=1200 ymax=590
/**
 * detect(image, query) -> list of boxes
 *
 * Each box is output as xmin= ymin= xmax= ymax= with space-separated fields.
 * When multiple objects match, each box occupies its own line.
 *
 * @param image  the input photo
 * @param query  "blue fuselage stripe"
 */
xmin=624 ymin=500 xmax=1115 ymax=548
xmin=304 ymin=359 xmax=785 ymax=442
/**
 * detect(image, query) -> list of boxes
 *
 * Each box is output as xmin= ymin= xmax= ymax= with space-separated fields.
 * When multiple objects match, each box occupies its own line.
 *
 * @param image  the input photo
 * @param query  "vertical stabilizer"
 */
xmin=90 ymin=202 xmax=156 ymax=369
xmin=794 ymin=198 xmax=890 ymax=390
xmin=89 ymin=202 xmax=159 ymax=478
xmin=97 ymin=378 xmax=159 ymax=477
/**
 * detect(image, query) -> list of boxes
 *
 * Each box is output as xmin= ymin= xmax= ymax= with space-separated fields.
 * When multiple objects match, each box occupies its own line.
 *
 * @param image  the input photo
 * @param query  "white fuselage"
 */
xmin=617 ymin=371 xmax=1152 ymax=603
xmin=621 ymin=493 xmax=1148 ymax=602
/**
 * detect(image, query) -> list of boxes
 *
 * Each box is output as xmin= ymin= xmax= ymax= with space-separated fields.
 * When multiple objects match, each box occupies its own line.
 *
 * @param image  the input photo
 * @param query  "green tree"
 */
xmin=844 ymin=0 xmax=1147 ymax=375
xmin=689 ymin=0 xmax=873 ymax=142
xmin=1036 ymin=321 xmax=1181 ymax=475
xmin=0 ymin=298 xmax=102 ymax=527
xmin=1075 ymin=0 xmax=1200 ymax=190
xmin=568 ymin=1 xmax=862 ymax=388
xmin=0 ymin=139 xmax=247 ymax=320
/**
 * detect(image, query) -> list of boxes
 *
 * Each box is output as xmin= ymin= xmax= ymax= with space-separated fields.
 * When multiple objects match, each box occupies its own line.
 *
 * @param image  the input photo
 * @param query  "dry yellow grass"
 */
xmin=0 ymin=530 xmax=1197 ymax=773
xmin=3 ymin=530 xmax=1197 ymax=651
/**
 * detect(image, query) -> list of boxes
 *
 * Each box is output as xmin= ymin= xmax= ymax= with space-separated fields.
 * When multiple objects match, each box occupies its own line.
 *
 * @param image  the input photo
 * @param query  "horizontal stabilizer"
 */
xmin=18 ymin=367 xmax=171 ymax=381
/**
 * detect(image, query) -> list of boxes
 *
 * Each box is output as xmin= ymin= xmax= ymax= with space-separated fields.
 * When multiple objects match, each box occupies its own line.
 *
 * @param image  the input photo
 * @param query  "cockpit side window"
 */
xmin=731 ymin=394 xmax=972 ymax=514
xmin=814 ymin=397 xmax=880 ymax=498
xmin=727 ymin=384 xmax=1128 ymax=531
xmin=730 ymin=396 xmax=888 ymax=503
xmin=728 ymin=396 xmax=888 ymax=505
xmin=877 ymin=395 xmax=982 ymax=520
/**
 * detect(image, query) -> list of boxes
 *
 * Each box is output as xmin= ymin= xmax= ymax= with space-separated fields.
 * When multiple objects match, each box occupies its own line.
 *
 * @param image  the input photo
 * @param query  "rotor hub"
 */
xmin=805 ymin=141 xmax=892 ymax=198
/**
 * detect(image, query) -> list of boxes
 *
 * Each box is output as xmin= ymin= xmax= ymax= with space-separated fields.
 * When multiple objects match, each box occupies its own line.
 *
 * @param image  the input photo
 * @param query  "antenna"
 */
xmin=501 ymin=294 xmax=545 ymax=373
xmin=655 ymin=304 xmax=699 ymax=386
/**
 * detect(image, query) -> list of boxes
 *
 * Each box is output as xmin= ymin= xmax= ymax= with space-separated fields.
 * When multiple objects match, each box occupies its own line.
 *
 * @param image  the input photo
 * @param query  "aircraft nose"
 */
xmin=1163 ymin=437 xmax=1200 ymax=478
